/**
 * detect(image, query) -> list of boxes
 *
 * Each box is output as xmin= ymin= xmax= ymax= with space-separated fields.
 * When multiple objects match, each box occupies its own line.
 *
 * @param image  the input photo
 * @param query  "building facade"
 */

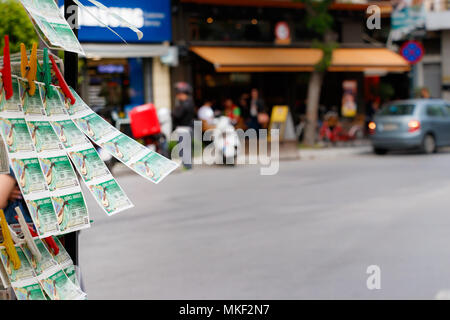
xmin=171 ymin=0 xmax=410 ymax=125
xmin=421 ymin=0 xmax=450 ymax=99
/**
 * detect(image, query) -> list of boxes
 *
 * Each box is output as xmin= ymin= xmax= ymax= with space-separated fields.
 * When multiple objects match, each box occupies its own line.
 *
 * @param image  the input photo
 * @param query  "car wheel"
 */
xmin=422 ymin=134 xmax=436 ymax=154
xmin=373 ymin=147 xmax=388 ymax=155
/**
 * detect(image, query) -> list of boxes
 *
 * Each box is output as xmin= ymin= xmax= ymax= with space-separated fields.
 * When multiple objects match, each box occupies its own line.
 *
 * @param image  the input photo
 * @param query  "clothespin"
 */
xmin=20 ymin=42 xmax=38 ymax=96
xmin=27 ymin=225 xmax=59 ymax=256
xmin=49 ymin=55 xmax=75 ymax=105
xmin=0 ymin=35 xmax=13 ymax=100
xmin=36 ymin=48 xmax=53 ymax=100
xmin=14 ymin=207 xmax=41 ymax=262
xmin=0 ymin=210 xmax=20 ymax=270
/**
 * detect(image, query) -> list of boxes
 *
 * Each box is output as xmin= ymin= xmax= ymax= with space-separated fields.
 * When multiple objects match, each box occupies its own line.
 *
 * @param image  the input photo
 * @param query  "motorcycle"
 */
xmin=97 ymin=104 xmax=171 ymax=172
xmin=129 ymin=104 xmax=170 ymax=158
xmin=318 ymin=112 xmax=363 ymax=145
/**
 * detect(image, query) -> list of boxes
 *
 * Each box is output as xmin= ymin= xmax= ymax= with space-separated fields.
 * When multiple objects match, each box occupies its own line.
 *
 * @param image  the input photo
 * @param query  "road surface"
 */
xmin=79 ymin=149 xmax=450 ymax=299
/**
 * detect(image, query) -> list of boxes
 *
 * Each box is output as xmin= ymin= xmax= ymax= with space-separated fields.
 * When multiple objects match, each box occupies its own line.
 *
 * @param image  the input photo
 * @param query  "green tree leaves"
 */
xmin=303 ymin=0 xmax=334 ymax=36
xmin=298 ymin=0 xmax=337 ymax=70
xmin=0 ymin=0 xmax=39 ymax=53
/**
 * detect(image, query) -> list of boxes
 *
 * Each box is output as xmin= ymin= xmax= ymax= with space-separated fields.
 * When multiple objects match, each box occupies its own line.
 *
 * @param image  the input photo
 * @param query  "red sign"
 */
xmin=275 ymin=22 xmax=290 ymax=41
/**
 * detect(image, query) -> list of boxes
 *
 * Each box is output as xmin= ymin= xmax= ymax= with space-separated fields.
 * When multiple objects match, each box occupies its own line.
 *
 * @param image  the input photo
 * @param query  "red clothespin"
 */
xmin=26 ymin=223 xmax=59 ymax=256
xmin=0 ymin=35 xmax=13 ymax=100
xmin=49 ymin=55 xmax=75 ymax=105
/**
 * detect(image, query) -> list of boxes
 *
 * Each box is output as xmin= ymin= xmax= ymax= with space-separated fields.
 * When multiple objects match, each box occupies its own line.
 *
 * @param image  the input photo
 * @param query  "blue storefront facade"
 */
xmin=76 ymin=0 xmax=171 ymax=44
xmin=60 ymin=0 xmax=173 ymax=111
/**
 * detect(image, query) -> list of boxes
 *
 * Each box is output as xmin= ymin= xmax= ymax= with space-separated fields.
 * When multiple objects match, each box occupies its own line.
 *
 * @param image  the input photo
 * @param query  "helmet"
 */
xmin=174 ymin=82 xmax=192 ymax=95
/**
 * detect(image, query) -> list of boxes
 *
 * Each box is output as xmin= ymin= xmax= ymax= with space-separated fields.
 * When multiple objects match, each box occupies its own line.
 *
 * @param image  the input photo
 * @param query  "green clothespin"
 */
xmin=36 ymin=48 xmax=53 ymax=99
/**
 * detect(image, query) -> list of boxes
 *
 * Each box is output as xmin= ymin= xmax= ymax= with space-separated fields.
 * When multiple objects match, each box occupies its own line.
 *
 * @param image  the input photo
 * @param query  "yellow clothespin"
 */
xmin=20 ymin=42 xmax=38 ymax=96
xmin=0 ymin=209 xmax=21 ymax=270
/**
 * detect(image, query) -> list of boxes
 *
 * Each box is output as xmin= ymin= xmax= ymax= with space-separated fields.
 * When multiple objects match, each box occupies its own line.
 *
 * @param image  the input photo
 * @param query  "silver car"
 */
xmin=369 ymin=99 xmax=450 ymax=154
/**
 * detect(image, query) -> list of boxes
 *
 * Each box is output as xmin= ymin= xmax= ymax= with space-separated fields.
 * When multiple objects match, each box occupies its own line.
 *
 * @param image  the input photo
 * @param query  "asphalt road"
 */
xmin=79 ymin=149 xmax=450 ymax=299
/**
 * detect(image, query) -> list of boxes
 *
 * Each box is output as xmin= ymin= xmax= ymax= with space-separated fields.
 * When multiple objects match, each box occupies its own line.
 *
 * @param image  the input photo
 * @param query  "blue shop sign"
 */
xmin=59 ymin=0 xmax=171 ymax=43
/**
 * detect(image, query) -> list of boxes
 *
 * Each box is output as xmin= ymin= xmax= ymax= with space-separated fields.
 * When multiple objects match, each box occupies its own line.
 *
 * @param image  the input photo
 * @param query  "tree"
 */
xmin=299 ymin=0 xmax=337 ymax=146
xmin=0 ymin=0 xmax=39 ymax=53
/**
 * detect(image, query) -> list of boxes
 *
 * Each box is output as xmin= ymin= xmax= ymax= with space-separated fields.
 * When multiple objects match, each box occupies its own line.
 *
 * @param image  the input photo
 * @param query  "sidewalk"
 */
xmin=299 ymin=140 xmax=372 ymax=160
xmin=110 ymin=140 xmax=373 ymax=176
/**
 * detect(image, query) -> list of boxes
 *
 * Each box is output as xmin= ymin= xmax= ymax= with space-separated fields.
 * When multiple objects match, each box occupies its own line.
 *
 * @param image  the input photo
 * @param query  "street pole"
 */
xmin=63 ymin=0 xmax=79 ymax=265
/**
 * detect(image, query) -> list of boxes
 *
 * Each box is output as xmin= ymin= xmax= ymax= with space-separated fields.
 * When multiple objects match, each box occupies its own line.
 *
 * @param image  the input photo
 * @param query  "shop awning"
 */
xmin=329 ymin=48 xmax=410 ymax=72
xmin=190 ymin=47 xmax=410 ymax=73
xmin=81 ymin=43 xmax=170 ymax=59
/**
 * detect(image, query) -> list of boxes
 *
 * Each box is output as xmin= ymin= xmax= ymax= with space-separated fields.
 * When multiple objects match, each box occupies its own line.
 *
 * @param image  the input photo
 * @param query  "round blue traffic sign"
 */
xmin=400 ymin=41 xmax=424 ymax=65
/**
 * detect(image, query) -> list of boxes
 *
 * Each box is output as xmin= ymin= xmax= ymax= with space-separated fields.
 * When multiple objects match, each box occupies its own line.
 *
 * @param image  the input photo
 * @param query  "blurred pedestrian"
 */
xmin=172 ymin=82 xmax=195 ymax=170
xmin=238 ymin=93 xmax=250 ymax=119
xmin=248 ymin=88 xmax=268 ymax=131
xmin=173 ymin=82 xmax=195 ymax=129
xmin=198 ymin=100 xmax=215 ymax=131
xmin=420 ymin=87 xmax=431 ymax=99
xmin=223 ymin=98 xmax=241 ymax=126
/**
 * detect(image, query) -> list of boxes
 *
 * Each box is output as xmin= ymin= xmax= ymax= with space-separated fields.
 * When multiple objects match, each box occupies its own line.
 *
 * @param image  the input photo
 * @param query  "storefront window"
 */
xmin=185 ymin=5 xmax=340 ymax=43
xmin=86 ymin=58 xmax=131 ymax=110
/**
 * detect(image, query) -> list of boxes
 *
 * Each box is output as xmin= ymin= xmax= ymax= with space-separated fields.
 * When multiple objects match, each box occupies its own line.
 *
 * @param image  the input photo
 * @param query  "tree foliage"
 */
xmin=312 ymin=40 xmax=338 ymax=72
xmin=302 ymin=0 xmax=334 ymax=36
xmin=298 ymin=0 xmax=337 ymax=71
xmin=0 ymin=0 xmax=39 ymax=53
xmin=296 ymin=0 xmax=338 ymax=145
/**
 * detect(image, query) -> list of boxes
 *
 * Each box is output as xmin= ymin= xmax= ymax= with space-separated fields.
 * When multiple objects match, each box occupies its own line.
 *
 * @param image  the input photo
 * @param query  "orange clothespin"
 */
xmin=0 ymin=210 xmax=20 ymax=270
xmin=0 ymin=35 xmax=13 ymax=100
xmin=20 ymin=42 xmax=38 ymax=96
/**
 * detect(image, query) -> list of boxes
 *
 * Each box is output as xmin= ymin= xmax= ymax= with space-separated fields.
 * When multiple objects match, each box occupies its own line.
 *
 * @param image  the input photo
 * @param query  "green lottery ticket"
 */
xmin=22 ymin=239 xmax=59 ymax=279
xmin=51 ymin=237 xmax=72 ymax=268
xmin=0 ymin=245 xmax=36 ymax=286
xmin=51 ymin=119 xmax=90 ymax=148
xmin=32 ymin=15 xmax=61 ymax=47
xmin=39 ymin=84 xmax=67 ymax=117
xmin=20 ymin=80 xmax=46 ymax=116
xmin=63 ymin=265 xmax=80 ymax=288
xmin=50 ymin=23 xmax=85 ymax=55
xmin=65 ymin=88 xmax=90 ymax=116
xmin=69 ymin=147 xmax=110 ymax=182
xmin=0 ymin=117 xmax=35 ymax=153
xmin=39 ymin=269 xmax=85 ymax=300
xmin=39 ymin=155 xmax=79 ymax=192
xmin=10 ymin=157 xmax=48 ymax=195
xmin=50 ymin=238 xmax=80 ymax=288
xmin=73 ymin=112 xmax=117 ymax=142
xmin=130 ymin=151 xmax=179 ymax=184
xmin=0 ymin=76 xmax=23 ymax=113
xmin=89 ymin=178 xmax=134 ymax=215
xmin=20 ymin=0 xmax=84 ymax=55
xmin=100 ymin=133 xmax=147 ymax=164
xmin=20 ymin=0 xmax=61 ymax=17
xmin=27 ymin=120 xmax=63 ymax=153
xmin=51 ymin=192 xmax=90 ymax=233
xmin=26 ymin=197 xmax=59 ymax=237
xmin=69 ymin=88 xmax=177 ymax=185
xmin=13 ymin=282 xmax=46 ymax=300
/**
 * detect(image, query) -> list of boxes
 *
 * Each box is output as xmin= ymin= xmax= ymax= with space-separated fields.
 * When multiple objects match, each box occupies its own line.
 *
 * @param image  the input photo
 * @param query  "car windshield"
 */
xmin=379 ymin=104 xmax=415 ymax=116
